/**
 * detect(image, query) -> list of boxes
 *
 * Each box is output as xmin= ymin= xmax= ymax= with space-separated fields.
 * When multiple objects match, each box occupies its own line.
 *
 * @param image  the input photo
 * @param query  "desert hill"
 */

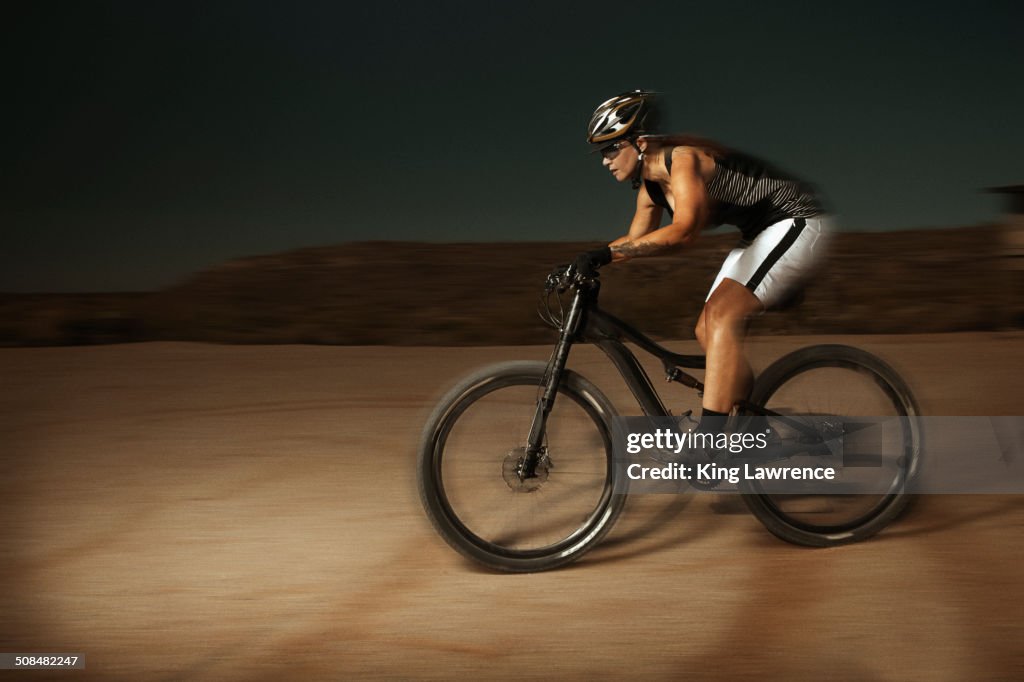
xmin=2 ymin=226 xmax=1020 ymax=346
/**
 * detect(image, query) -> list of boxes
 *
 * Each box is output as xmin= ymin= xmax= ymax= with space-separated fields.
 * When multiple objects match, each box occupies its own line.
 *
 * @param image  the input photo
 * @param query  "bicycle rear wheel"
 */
xmin=417 ymin=361 xmax=625 ymax=572
xmin=740 ymin=345 xmax=920 ymax=546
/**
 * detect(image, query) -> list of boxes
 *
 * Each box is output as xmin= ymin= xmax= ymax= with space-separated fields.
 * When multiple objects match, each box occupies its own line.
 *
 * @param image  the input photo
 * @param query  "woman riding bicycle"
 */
xmin=576 ymin=89 xmax=830 ymax=426
xmin=418 ymin=98 xmax=919 ymax=569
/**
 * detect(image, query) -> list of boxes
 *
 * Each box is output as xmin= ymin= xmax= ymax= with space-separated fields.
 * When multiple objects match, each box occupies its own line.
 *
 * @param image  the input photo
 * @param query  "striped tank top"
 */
xmin=644 ymin=147 xmax=823 ymax=240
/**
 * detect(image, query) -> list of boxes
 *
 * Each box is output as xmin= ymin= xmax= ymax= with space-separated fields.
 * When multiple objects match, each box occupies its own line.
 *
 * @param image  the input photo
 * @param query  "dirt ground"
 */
xmin=1 ymin=333 xmax=1022 ymax=680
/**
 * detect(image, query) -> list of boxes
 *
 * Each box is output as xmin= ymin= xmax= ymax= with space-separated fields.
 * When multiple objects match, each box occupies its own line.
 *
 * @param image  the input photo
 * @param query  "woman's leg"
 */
xmin=696 ymin=217 xmax=828 ymax=413
xmin=696 ymin=278 xmax=763 ymax=413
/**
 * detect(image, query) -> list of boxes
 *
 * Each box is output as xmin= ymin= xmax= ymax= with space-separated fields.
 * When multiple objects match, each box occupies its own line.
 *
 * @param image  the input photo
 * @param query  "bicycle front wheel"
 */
xmin=417 ymin=361 xmax=625 ymax=572
xmin=741 ymin=345 xmax=921 ymax=547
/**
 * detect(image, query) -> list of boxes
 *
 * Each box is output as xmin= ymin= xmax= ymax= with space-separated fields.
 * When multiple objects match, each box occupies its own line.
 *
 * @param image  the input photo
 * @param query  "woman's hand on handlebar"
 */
xmin=572 ymin=246 xmax=612 ymax=276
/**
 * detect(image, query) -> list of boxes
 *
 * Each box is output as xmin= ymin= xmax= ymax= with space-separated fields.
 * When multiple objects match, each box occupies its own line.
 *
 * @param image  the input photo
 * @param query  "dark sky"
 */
xmin=5 ymin=1 xmax=1023 ymax=292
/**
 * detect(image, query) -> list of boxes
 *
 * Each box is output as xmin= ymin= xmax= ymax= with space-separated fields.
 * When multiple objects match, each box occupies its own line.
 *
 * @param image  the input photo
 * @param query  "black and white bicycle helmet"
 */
xmin=586 ymin=90 xmax=659 ymax=147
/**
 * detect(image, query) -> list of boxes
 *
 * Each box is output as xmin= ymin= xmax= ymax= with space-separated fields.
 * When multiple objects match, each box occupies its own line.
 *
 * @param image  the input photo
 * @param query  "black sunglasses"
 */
xmin=598 ymin=139 xmax=632 ymax=159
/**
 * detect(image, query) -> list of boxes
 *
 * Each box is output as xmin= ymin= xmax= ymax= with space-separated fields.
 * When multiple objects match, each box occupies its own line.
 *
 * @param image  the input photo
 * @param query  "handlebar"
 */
xmin=544 ymin=264 xmax=599 ymax=294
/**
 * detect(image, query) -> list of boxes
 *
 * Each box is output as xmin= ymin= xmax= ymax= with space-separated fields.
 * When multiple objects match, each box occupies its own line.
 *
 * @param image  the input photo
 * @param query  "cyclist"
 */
xmin=576 ymin=90 xmax=829 ymax=427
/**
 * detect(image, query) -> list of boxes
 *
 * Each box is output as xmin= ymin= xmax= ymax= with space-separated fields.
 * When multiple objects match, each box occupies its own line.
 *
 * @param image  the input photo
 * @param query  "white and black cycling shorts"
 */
xmin=706 ymin=216 xmax=831 ymax=309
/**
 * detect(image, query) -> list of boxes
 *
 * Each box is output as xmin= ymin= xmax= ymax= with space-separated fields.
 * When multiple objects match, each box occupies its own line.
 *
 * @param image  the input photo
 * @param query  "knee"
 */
xmin=702 ymin=296 xmax=727 ymax=334
xmin=703 ymin=297 xmax=745 ymax=341
xmin=694 ymin=317 xmax=706 ymax=350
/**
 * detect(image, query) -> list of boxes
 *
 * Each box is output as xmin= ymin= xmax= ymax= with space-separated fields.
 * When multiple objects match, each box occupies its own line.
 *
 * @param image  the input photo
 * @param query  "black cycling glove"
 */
xmin=573 ymin=246 xmax=613 ymax=276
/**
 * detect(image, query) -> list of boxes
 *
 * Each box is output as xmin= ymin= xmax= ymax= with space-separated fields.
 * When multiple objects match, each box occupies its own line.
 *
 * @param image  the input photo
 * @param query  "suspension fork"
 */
xmin=519 ymin=288 xmax=588 ymax=479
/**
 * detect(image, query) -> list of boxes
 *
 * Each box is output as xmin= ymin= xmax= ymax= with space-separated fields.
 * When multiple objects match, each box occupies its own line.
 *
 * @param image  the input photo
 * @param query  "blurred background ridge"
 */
xmin=2 ymin=224 xmax=1022 ymax=347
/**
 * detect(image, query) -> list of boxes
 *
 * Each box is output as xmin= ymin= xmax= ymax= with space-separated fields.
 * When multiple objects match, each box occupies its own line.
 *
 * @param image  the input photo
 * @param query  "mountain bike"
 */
xmin=417 ymin=265 xmax=921 ymax=572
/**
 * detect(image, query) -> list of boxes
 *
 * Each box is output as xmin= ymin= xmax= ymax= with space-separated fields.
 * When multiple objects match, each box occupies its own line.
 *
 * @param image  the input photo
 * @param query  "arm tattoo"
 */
xmin=611 ymin=240 xmax=672 ymax=259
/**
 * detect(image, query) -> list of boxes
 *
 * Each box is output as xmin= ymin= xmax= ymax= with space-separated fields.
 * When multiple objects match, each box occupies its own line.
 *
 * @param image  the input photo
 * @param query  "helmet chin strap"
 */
xmin=629 ymin=138 xmax=644 ymax=190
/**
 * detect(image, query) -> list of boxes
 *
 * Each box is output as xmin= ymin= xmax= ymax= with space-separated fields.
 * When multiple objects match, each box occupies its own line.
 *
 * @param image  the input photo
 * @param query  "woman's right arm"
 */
xmin=609 ymin=183 xmax=663 ymax=259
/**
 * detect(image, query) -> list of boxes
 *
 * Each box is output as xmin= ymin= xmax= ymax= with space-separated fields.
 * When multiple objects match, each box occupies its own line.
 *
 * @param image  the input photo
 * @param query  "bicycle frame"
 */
xmin=585 ymin=301 xmax=706 ymax=418
xmin=520 ymin=276 xmax=817 ymax=479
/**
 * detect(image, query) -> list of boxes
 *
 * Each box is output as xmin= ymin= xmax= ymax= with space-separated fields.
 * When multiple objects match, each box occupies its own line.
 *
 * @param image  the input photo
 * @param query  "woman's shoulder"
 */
xmin=642 ymin=133 xmax=731 ymax=157
xmin=666 ymin=144 xmax=720 ymax=183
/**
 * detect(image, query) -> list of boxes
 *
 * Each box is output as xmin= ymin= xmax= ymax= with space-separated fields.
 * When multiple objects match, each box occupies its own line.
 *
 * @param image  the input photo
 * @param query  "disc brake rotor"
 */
xmin=502 ymin=447 xmax=551 ymax=492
